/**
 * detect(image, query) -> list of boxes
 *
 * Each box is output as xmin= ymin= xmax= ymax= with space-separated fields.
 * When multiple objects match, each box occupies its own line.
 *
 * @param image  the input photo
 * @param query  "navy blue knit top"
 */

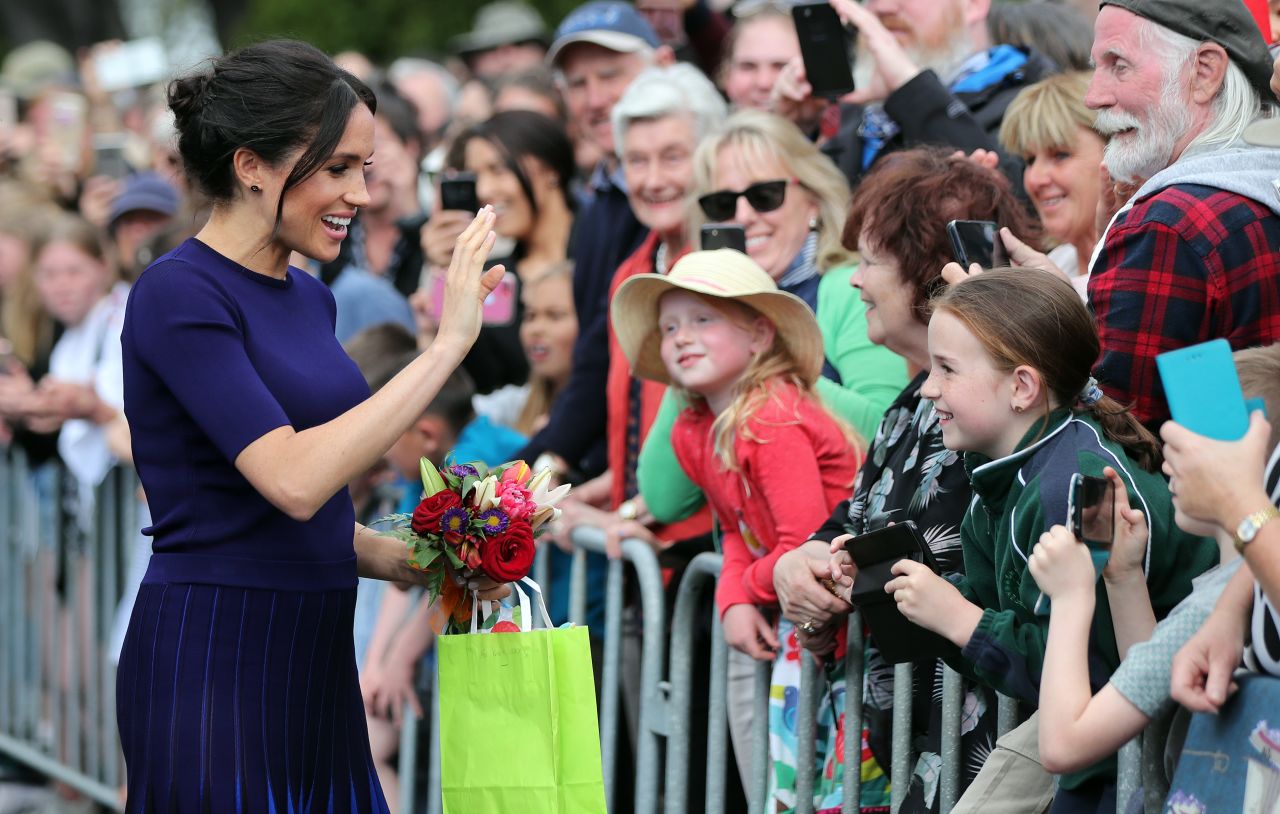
xmin=122 ymin=238 xmax=370 ymax=591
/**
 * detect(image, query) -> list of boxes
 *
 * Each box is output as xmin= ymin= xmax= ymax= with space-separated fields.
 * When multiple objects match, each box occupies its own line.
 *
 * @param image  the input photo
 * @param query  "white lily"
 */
xmin=530 ymin=505 xmax=562 ymax=531
xmin=530 ymin=479 xmax=570 ymax=511
xmin=472 ymin=475 xmax=499 ymax=512
xmin=526 ymin=467 xmax=553 ymax=496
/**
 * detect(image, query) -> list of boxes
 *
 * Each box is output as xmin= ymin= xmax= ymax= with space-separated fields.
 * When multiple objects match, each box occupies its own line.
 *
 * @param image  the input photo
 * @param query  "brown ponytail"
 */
xmin=932 ymin=268 xmax=1162 ymax=473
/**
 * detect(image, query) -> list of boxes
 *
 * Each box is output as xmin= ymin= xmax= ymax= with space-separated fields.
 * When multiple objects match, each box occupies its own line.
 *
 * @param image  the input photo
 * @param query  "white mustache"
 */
xmin=1094 ymin=109 xmax=1142 ymax=136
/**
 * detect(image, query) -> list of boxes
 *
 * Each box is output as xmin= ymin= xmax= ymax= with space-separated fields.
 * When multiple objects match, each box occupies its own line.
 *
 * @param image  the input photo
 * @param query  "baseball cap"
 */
xmin=547 ymin=2 xmax=661 ymax=67
xmin=108 ymin=172 xmax=180 ymax=230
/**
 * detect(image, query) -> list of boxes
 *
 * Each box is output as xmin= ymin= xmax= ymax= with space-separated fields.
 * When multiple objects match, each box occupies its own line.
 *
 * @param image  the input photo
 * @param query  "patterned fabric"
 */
xmin=1088 ymin=184 xmax=1280 ymax=426
xmin=768 ymin=619 xmax=890 ymax=814
xmin=811 ymin=373 xmax=994 ymax=812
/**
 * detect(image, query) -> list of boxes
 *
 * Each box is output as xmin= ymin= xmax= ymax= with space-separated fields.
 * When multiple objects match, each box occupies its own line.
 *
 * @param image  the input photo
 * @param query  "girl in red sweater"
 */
xmin=613 ymin=249 xmax=863 ymax=811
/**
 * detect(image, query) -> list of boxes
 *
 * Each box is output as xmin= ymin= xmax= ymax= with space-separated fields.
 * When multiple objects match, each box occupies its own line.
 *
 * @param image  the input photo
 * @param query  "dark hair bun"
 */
xmin=167 ymin=72 xmax=213 ymax=130
xmin=166 ymin=40 xmax=375 ymax=205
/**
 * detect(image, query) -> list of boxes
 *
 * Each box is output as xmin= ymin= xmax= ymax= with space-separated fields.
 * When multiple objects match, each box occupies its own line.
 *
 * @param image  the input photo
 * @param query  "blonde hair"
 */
xmin=1234 ymin=344 xmax=1280 ymax=455
xmin=669 ymin=292 xmax=859 ymax=473
xmin=999 ymin=71 xmax=1098 ymax=157
xmin=0 ymin=189 xmax=58 ymax=366
xmin=690 ymin=109 xmax=854 ymax=271
xmin=516 ymin=260 xmax=576 ymax=437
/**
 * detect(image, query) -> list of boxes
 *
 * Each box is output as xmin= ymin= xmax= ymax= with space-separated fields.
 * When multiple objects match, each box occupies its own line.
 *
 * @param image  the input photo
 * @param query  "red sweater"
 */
xmin=671 ymin=382 xmax=862 ymax=615
xmin=606 ymin=233 xmax=713 ymax=542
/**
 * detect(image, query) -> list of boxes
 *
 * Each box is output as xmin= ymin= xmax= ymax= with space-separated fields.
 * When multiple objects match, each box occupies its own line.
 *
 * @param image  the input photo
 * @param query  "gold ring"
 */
xmin=798 ymin=620 xmax=818 ymax=635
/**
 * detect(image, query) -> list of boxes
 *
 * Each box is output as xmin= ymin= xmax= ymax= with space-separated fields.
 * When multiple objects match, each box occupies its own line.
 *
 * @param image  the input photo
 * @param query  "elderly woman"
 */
xmin=999 ymin=71 xmax=1105 ymax=295
xmin=772 ymin=148 xmax=1045 ymax=813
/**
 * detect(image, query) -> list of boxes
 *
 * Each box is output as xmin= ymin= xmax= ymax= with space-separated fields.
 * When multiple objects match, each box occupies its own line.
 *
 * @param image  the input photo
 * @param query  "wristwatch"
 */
xmin=1233 ymin=506 xmax=1280 ymax=553
xmin=617 ymin=499 xmax=640 ymax=521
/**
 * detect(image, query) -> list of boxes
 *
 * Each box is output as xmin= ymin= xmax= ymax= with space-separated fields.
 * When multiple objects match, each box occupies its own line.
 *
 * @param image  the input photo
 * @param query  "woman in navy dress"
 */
xmin=115 ymin=40 xmax=508 ymax=812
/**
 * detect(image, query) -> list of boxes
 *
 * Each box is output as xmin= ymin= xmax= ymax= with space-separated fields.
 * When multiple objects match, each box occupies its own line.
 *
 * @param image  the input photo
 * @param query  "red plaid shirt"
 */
xmin=1088 ymin=183 xmax=1280 ymax=425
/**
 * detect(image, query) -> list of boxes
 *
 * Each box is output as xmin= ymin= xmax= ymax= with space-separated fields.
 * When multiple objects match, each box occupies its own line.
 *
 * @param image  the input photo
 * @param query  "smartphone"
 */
xmin=92 ymin=132 xmax=130 ymax=179
xmin=700 ymin=223 xmax=747 ymax=253
xmin=93 ymin=38 xmax=169 ymax=93
xmin=1035 ymin=473 xmax=1116 ymax=615
xmin=946 ymin=220 xmax=1008 ymax=269
xmin=46 ymin=91 xmax=86 ymax=172
xmin=1156 ymin=339 xmax=1250 ymax=441
xmin=439 ymin=172 xmax=480 ymax=213
xmin=1070 ymin=474 xmax=1115 ymax=550
xmin=791 ymin=1 xmax=856 ymax=99
xmin=430 ymin=269 xmax=518 ymax=327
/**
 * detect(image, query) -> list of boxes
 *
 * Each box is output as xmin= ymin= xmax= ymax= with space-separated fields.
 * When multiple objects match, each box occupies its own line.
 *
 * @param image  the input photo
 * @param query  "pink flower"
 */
xmin=495 ymin=480 xmax=536 ymax=521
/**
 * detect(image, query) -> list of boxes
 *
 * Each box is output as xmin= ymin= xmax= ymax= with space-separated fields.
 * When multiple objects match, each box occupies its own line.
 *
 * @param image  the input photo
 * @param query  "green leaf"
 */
xmin=410 ymin=546 xmax=443 ymax=570
xmin=443 ymin=546 xmax=464 ymax=570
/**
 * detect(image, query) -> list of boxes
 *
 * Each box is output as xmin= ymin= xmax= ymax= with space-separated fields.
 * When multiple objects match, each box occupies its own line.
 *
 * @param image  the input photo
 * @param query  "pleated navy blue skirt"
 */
xmin=116 ymin=583 xmax=390 ymax=813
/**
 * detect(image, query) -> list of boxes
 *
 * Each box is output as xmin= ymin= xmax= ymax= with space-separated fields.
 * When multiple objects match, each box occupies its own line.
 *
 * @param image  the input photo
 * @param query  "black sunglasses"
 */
xmin=697 ymin=179 xmax=789 ymax=222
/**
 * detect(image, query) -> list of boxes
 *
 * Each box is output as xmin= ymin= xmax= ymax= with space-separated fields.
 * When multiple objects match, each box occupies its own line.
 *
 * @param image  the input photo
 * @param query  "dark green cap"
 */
xmin=1101 ymin=0 xmax=1273 ymax=99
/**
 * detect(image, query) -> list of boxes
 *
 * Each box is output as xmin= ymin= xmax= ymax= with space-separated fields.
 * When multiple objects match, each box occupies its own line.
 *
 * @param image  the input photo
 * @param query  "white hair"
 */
xmin=610 ymin=63 xmax=728 ymax=157
xmin=387 ymin=57 xmax=461 ymax=111
xmin=1137 ymin=17 xmax=1265 ymax=153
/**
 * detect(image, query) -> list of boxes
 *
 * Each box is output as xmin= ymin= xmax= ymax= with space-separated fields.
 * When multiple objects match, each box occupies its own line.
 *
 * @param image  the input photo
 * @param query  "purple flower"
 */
xmin=449 ymin=464 xmax=479 ymax=478
xmin=441 ymin=507 xmax=471 ymax=536
xmin=476 ymin=509 xmax=510 ymax=535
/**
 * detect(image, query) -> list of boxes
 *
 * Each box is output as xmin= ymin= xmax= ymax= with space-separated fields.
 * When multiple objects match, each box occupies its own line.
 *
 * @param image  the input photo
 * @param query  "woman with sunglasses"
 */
xmin=633 ymin=109 xmax=908 ymax=809
xmin=638 ymin=109 xmax=906 ymax=522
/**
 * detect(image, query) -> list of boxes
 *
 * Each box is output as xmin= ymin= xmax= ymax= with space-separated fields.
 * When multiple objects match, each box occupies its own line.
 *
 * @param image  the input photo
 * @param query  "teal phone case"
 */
xmin=1156 ymin=339 xmax=1249 ymax=440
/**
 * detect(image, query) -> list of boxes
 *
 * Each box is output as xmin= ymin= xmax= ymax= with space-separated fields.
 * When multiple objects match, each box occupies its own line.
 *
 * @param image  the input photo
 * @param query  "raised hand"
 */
xmin=433 ymin=207 xmax=507 ymax=356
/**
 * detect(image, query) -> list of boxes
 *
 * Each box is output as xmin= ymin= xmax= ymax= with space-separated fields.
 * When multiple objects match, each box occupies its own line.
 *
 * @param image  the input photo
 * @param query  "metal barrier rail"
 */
xmin=661 ymin=552 xmax=1147 ymax=814
xmin=0 ymin=451 xmax=134 ymax=811
xmin=0 ymin=454 xmax=1158 ymax=814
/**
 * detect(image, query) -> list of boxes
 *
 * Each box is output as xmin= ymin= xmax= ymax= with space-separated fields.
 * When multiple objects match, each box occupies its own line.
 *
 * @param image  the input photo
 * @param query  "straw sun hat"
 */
xmin=611 ymin=249 xmax=825 ymax=386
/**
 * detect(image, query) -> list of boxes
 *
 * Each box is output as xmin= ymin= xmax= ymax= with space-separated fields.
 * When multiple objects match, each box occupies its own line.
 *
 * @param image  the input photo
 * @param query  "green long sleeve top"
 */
xmin=637 ymin=263 xmax=908 ymax=524
xmin=948 ymin=409 xmax=1218 ymax=791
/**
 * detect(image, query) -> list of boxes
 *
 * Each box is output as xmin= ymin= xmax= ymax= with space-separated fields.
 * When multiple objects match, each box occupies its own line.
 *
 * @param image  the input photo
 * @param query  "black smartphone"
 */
xmin=93 ymin=133 xmax=130 ymax=179
xmin=700 ymin=223 xmax=747 ymax=253
xmin=844 ymin=522 xmax=952 ymax=663
xmin=439 ymin=172 xmax=480 ymax=212
xmin=791 ymin=1 xmax=856 ymax=99
xmin=1070 ymin=473 xmax=1116 ymax=549
xmin=946 ymin=220 xmax=1009 ymax=269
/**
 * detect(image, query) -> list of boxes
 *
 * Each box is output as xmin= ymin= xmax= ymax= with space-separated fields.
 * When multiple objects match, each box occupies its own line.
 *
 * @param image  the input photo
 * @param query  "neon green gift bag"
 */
xmin=437 ymin=578 xmax=607 ymax=813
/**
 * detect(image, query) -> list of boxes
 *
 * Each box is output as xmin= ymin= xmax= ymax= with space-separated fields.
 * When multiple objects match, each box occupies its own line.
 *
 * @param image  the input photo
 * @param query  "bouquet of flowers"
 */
xmin=381 ymin=457 xmax=569 ymax=632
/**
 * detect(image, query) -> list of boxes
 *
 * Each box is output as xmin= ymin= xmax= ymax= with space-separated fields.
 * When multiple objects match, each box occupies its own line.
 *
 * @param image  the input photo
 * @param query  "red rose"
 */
xmin=412 ymin=490 xmax=462 ymax=536
xmin=479 ymin=520 xmax=535 ymax=582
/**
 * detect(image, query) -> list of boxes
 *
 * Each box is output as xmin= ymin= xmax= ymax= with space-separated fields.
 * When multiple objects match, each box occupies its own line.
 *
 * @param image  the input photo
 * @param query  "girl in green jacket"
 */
xmin=838 ymin=268 xmax=1217 ymax=809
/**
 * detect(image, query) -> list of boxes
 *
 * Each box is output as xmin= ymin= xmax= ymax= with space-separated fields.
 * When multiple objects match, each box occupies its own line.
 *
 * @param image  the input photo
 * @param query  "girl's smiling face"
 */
xmin=921 ymin=310 xmax=1034 ymax=460
xmin=657 ymin=289 xmax=773 ymax=415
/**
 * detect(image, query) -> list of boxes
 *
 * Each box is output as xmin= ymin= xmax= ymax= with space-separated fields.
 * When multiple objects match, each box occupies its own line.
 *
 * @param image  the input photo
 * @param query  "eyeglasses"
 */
xmin=697 ymin=179 xmax=789 ymax=222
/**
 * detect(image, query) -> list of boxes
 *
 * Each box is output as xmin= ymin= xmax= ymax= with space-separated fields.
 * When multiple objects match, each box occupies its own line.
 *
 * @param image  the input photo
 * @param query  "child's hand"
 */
xmin=722 ymin=604 xmax=780 ymax=661
xmin=1170 ymin=602 xmax=1247 ymax=713
xmin=1028 ymin=525 xmax=1095 ymax=601
xmin=1100 ymin=466 xmax=1149 ymax=583
xmin=884 ymin=560 xmax=982 ymax=646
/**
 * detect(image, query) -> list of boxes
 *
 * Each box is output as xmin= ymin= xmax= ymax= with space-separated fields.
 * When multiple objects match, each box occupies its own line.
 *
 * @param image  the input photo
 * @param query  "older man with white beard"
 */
xmin=798 ymin=0 xmax=1056 ymax=189
xmin=1085 ymin=0 xmax=1280 ymax=429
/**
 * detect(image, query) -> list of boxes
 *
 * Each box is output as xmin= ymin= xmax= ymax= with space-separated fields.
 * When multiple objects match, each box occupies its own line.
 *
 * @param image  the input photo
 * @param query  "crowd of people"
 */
xmin=5 ymin=0 xmax=1280 ymax=811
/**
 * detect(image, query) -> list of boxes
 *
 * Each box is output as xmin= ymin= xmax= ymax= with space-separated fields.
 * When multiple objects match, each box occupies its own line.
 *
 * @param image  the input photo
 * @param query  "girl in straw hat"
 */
xmin=612 ymin=248 xmax=863 ymax=811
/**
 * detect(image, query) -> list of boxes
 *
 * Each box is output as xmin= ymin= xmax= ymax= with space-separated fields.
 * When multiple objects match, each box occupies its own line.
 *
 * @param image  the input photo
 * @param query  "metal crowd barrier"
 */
xmin=662 ymin=552 xmax=1148 ymax=814
xmin=0 ymin=453 xmax=1160 ymax=814
xmin=0 ymin=451 xmax=135 ymax=811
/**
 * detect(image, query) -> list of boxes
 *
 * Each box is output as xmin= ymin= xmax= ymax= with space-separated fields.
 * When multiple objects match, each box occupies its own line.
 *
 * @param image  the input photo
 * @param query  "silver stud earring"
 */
xmin=251 ymin=185 xmax=261 ymax=193
xmin=808 ymin=216 xmax=818 ymax=230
